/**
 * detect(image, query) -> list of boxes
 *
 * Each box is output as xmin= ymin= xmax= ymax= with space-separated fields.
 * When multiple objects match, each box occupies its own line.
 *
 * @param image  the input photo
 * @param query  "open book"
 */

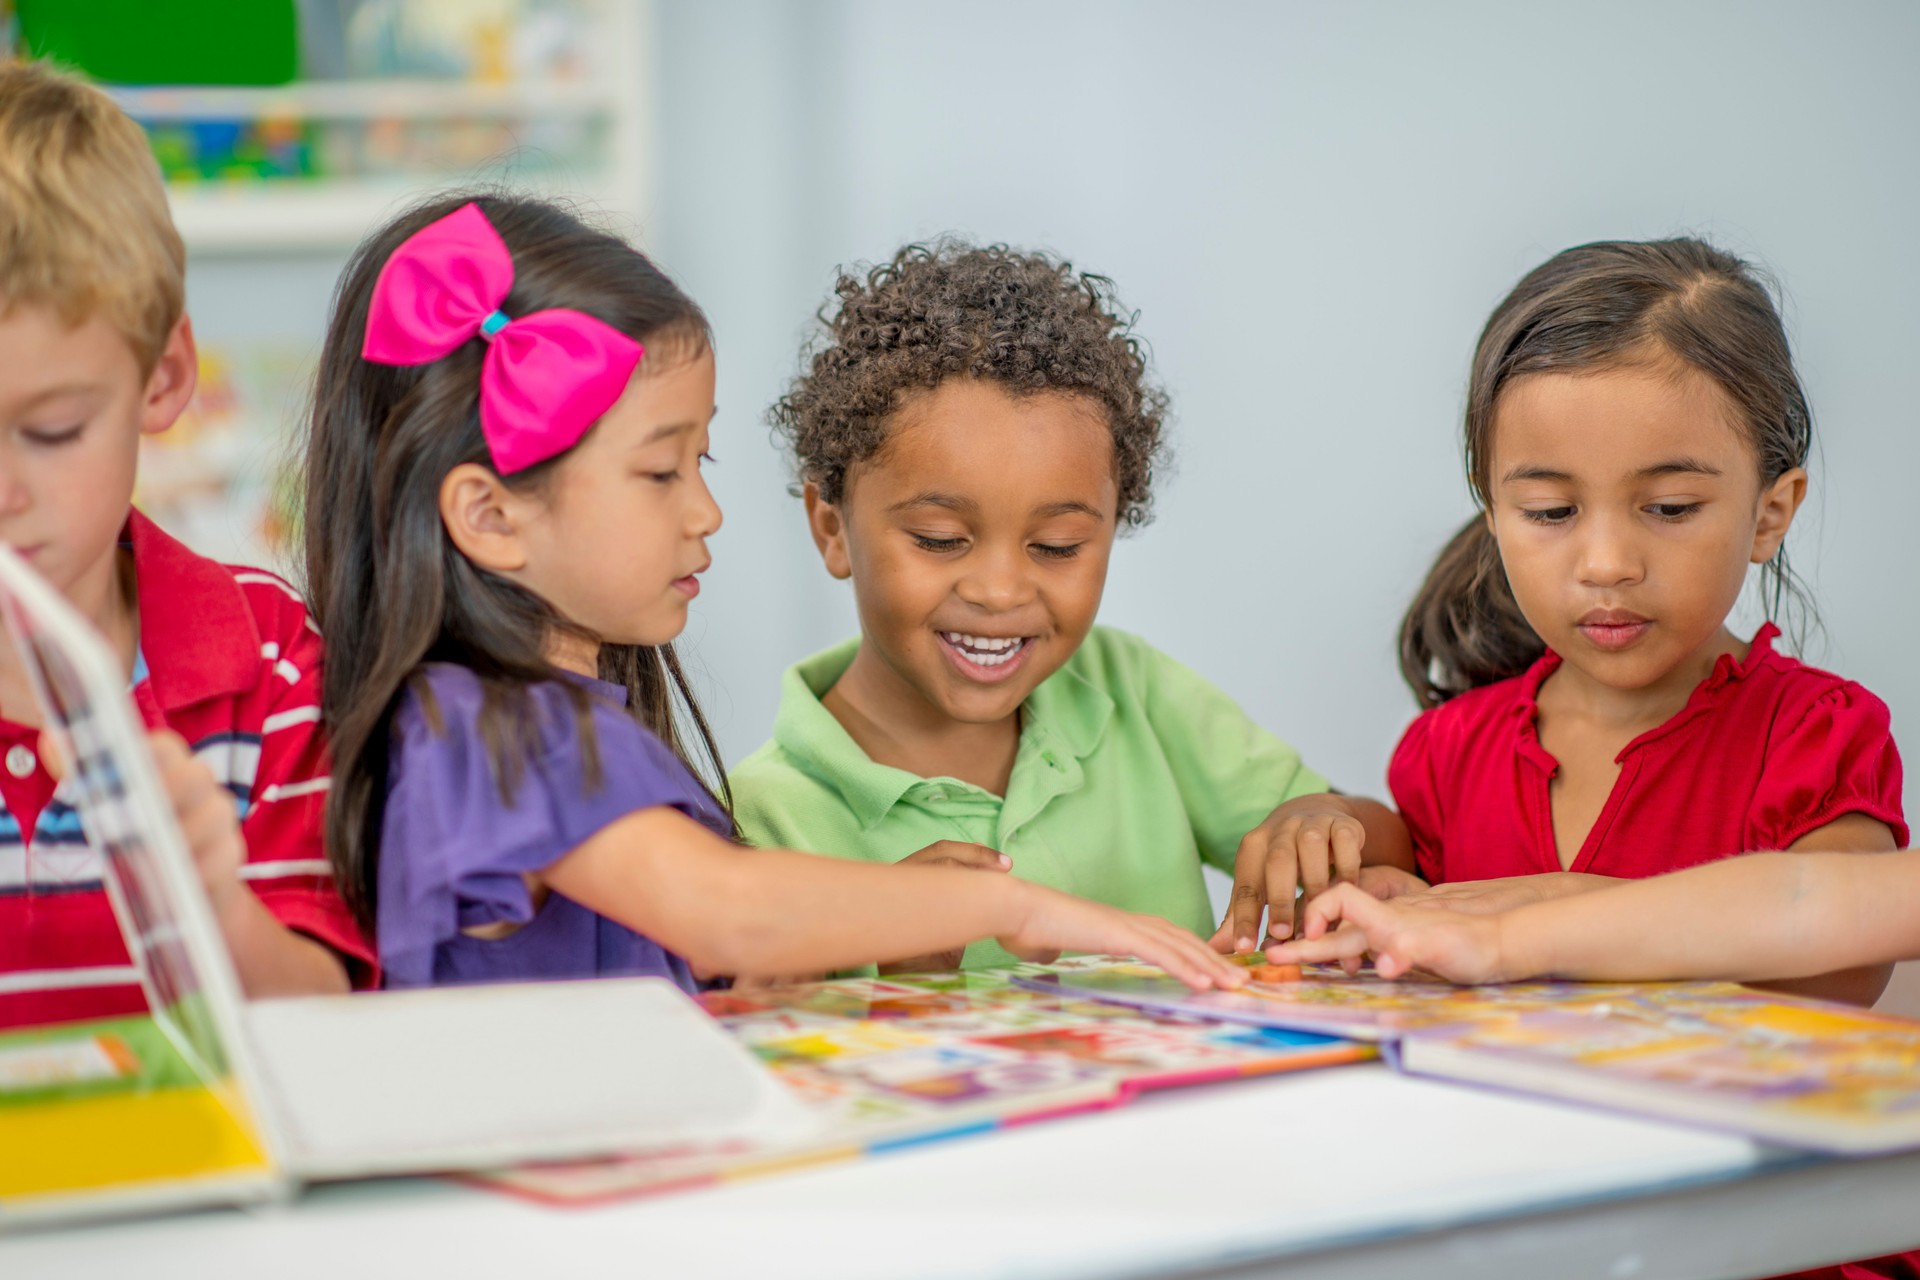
xmin=0 ymin=543 xmax=806 ymax=1231
xmin=466 ymin=965 xmax=1373 ymax=1206
xmin=1015 ymin=956 xmax=1920 ymax=1154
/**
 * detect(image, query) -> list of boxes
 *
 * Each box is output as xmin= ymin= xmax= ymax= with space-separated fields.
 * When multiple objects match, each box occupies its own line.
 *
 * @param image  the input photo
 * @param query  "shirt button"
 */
xmin=926 ymin=788 xmax=948 ymax=803
xmin=6 ymin=744 xmax=37 ymax=779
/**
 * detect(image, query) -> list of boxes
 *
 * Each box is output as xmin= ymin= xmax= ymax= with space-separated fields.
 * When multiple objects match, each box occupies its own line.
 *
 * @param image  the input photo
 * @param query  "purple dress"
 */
xmin=377 ymin=663 xmax=728 ymax=993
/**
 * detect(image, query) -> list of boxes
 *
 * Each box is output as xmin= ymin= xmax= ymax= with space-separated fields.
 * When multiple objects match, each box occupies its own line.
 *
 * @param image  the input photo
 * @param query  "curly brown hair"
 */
xmin=770 ymin=239 xmax=1171 ymax=529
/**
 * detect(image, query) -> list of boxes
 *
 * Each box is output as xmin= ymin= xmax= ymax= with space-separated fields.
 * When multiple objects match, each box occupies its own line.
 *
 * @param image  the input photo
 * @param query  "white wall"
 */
xmin=186 ymin=1 xmax=1920 ymax=1001
xmin=651 ymin=0 xmax=1918 ymax=808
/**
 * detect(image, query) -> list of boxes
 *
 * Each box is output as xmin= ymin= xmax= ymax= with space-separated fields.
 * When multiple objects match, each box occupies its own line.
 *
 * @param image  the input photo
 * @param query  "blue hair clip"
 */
xmin=479 ymin=309 xmax=512 ymax=341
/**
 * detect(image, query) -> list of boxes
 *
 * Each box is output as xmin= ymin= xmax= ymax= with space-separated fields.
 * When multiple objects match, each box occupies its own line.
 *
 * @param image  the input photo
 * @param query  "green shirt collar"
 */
xmin=771 ymin=637 xmax=1115 ymax=831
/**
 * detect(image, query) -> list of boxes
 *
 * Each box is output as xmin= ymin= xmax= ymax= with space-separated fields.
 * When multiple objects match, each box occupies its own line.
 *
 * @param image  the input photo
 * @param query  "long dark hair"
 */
xmin=303 ymin=192 xmax=732 ymax=933
xmin=1400 ymin=238 xmax=1815 ymax=709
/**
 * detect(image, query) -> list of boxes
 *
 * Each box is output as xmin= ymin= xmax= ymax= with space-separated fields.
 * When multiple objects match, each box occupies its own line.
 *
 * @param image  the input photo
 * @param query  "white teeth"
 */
xmin=939 ymin=631 xmax=1029 ymax=666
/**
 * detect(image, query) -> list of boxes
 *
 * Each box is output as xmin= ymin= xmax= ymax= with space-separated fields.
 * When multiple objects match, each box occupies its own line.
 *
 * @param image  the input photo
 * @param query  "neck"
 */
xmin=823 ymin=642 xmax=1021 ymax=796
xmin=1541 ymin=624 xmax=1747 ymax=733
xmin=545 ymin=630 xmax=601 ymax=679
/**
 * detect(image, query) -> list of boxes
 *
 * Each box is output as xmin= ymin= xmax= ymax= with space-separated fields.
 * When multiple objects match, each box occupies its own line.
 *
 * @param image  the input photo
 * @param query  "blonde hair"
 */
xmin=0 ymin=60 xmax=184 ymax=373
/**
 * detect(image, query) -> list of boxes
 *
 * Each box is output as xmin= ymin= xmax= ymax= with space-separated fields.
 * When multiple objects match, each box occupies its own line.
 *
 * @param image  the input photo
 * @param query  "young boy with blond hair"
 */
xmin=0 ymin=60 xmax=372 ymax=1026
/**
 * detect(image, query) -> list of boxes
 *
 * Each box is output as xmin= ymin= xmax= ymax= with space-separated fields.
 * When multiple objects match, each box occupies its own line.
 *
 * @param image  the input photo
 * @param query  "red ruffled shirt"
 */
xmin=1391 ymin=624 xmax=1907 ymax=885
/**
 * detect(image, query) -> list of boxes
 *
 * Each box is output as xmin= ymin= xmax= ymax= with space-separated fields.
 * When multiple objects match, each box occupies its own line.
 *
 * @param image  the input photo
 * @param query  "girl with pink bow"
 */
xmin=300 ymin=194 xmax=1244 ymax=993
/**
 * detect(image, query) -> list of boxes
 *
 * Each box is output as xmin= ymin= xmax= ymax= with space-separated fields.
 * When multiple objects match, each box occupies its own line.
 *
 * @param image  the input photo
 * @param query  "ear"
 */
xmin=138 ymin=315 xmax=198 ymax=437
xmin=803 ymin=480 xmax=853 ymax=580
xmin=1750 ymin=466 xmax=1808 ymax=564
xmin=439 ymin=462 xmax=533 ymax=575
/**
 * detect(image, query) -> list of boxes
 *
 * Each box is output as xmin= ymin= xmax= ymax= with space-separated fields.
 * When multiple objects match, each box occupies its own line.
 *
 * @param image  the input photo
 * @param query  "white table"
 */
xmin=6 ymin=1065 xmax=1917 ymax=1280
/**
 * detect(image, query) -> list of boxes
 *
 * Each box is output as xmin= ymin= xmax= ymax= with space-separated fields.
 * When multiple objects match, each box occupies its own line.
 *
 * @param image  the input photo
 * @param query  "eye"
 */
xmin=23 ymin=424 xmax=83 ymax=446
xmin=911 ymin=534 xmax=966 ymax=553
xmin=699 ymin=450 xmax=717 ymax=465
xmin=1645 ymin=502 xmax=1702 ymax=522
xmin=1032 ymin=542 xmax=1081 ymax=560
xmin=1521 ymin=505 xmax=1576 ymax=525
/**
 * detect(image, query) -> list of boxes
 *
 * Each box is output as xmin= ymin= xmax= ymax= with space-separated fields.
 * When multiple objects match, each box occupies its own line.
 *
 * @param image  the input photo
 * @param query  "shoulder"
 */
xmin=729 ymin=736 xmax=809 ymax=792
xmin=224 ymin=565 xmax=323 ymax=666
xmin=1398 ymin=672 xmax=1529 ymax=754
xmin=1739 ymin=645 xmax=1894 ymax=738
xmin=728 ymin=738 xmax=851 ymax=846
xmin=1058 ymin=625 xmax=1183 ymax=699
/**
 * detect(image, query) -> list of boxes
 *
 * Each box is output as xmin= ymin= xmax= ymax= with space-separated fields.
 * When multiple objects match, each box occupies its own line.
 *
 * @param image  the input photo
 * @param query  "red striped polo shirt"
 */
xmin=0 ymin=509 xmax=373 ymax=1028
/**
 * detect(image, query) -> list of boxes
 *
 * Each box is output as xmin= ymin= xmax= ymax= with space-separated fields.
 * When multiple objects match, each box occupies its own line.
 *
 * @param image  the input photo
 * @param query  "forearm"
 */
xmin=216 ymin=891 xmax=352 ymax=997
xmin=548 ymin=809 xmax=1028 ymax=976
xmin=1749 ymin=964 xmax=1893 ymax=1008
xmin=1345 ymin=796 xmax=1418 ymax=874
xmin=1499 ymin=851 xmax=1920 ymax=983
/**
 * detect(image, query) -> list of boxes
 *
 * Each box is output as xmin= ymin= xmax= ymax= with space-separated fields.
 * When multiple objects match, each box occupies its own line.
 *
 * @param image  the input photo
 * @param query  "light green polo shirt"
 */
xmin=729 ymin=625 xmax=1330 ymax=969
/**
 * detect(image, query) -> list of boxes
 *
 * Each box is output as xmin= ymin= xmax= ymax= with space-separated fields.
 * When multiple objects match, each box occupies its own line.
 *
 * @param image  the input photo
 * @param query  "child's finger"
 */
xmin=1263 ymin=837 xmax=1300 ymax=943
xmin=1223 ymin=829 xmax=1271 ymax=950
xmin=1136 ymin=918 xmax=1244 ymax=991
xmin=1263 ymin=926 xmax=1368 ymax=965
xmin=909 ymin=840 xmax=1011 ymax=871
xmin=1296 ymin=820 xmax=1333 ymax=902
xmin=1329 ymin=819 xmax=1365 ymax=887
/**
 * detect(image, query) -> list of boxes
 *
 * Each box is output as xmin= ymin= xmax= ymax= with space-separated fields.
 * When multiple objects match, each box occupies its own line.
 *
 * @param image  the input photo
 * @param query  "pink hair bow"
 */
xmin=360 ymin=202 xmax=644 ymax=475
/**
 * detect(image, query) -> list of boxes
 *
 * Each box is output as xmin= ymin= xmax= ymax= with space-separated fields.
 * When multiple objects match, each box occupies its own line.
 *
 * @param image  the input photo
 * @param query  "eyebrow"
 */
xmin=1500 ymin=457 xmax=1724 ymax=484
xmin=637 ymin=421 xmax=698 ymax=446
xmin=1500 ymin=464 xmax=1574 ymax=484
xmin=886 ymin=493 xmax=1108 ymax=521
xmin=1636 ymin=456 xmax=1722 ymax=479
xmin=14 ymin=383 xmax=105 ymax=412
xmin=1033 ymin=500 xmax=1108 ymax=521
xmin=889 ymin=491 xmax=976 ymax=515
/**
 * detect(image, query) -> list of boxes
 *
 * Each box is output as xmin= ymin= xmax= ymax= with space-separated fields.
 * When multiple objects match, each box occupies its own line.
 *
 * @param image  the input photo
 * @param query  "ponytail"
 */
xmin=1399 ymin=516 xmax=1544 ymax=709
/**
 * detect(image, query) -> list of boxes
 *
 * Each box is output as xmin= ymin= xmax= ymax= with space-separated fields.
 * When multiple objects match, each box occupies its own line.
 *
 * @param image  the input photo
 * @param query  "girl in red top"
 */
xmin=1367 ymin=238 xmax=1906 ymax=1010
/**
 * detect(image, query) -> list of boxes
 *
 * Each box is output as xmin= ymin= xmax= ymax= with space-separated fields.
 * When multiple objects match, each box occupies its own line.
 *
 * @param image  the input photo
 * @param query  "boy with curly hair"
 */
xmin=731 ymin=241 xmax=1411 ymax=970
xmin=0 ymin=61 xmax=372 ymax=1026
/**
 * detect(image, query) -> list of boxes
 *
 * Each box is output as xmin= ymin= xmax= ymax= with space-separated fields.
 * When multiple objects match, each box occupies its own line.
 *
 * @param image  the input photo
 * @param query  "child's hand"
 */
xmin=148 ymin=729 xmax=249 ymax=920
xmin=38 ymin=728 xmax=247 ymax=921
xmin=1212 ymin=794 xmax=1369 ymax=952
xmin=1358 ymin=865 xmax=1431 ymax=900
xmin=1384 ymin=876 xmax=1555 ymax=917
xmin=998 ymin=883 xmax=1247 ymax=992
xmin=896 ymin=840 xmax=1011 ymax=873
xmin=882 ymin=841 xmax=1013 ymax=974
xmin=1264 ymin=883 xmax=1507 ymax=984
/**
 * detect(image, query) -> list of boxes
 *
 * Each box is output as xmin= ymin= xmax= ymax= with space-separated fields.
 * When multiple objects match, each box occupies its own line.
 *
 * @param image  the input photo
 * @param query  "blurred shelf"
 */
xmin=109 ymin=80 xmax=616 ymax=122
xmin=166 ymin=180 xmax=423 ymax=253
xmin=166 ymin=176 xmax=628 ymax=254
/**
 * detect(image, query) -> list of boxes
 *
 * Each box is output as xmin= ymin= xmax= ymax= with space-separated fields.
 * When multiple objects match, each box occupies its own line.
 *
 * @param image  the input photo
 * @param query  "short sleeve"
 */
xmin=236 ymin=609 xmax=377 ymax=983
xmin=1138 ymin=639 xmax=1331 ymax=874
xmin=1750 ymin=683 xmax=1908 ymax=850
xmin=376 ymin=671 xmax=723 ymax=986
xmin=1387 ymin=712 xmax=1446 ymax=884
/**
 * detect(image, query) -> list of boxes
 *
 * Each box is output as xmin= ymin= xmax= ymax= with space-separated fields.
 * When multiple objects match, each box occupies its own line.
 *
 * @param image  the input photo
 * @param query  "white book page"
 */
xmin=244 ymin=978 xmax=812 ymax=1179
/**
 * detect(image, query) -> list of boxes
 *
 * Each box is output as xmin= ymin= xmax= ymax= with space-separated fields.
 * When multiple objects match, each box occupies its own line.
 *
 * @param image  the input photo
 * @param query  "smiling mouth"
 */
xmin=936 ymin=631 xmax=1034 ymax=681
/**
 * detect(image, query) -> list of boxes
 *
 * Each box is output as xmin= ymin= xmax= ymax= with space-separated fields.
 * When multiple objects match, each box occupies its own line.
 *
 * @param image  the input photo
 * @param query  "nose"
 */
xmin=688 ymin=464 xmax=722 ymax=539
xmin=1575 ymin=509 xmax=1645 ymax=589
xmin=953 ymin=539 xmax=1036 ymax=612
xmin=0 ymin=448 xmax=29 ymax=521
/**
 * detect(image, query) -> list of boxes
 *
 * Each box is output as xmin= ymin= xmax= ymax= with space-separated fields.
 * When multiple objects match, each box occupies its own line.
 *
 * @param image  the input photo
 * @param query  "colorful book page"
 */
xmin=465 ymin=966 xmax=1370 ymax=1206
xmin=1400 ymin=986 xmax=1920 ymax=1154
xmin=0 ymin=1013 xmax=274 ymax=1207
xmin=1017 ymin=955 xmax=1920 ymax=1154
xmin=1014 ymin=954 xmax=1704 ymax=1041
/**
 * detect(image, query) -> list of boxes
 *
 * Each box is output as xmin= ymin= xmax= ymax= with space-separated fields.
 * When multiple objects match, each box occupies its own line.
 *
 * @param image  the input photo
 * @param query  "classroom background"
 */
xmin=14 ymin=1 xmax=1918 ymax=997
